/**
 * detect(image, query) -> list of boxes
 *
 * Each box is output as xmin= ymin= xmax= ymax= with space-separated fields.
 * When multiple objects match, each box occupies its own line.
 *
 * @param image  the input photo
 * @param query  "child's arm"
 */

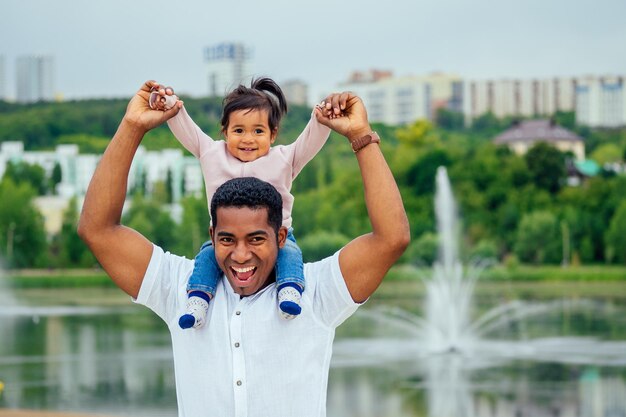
xmin=149 ymin=84 xmax=213 ymax=158
xmin=167 ymin=106 xmax=215 ymax=159
xmin=287 ymin=110 xmax=332 ymax=177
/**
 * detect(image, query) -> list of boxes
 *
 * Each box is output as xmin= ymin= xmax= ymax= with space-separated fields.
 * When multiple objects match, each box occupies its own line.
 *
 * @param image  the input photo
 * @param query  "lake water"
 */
xmin=0 ymin=282 xmax=625 ymax=417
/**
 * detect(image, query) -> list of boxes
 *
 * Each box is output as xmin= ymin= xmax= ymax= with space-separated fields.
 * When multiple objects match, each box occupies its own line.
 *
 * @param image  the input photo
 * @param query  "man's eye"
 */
xmin=220 ymin=238 xmax=234 ymax=244
xmin=250 ymin=237 xmax=265 ymax=244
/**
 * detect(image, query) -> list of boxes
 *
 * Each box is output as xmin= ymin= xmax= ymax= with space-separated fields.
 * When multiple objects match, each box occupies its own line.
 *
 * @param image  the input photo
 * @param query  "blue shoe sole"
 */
xmin=279 ymin=301 xmax=302 ymax=316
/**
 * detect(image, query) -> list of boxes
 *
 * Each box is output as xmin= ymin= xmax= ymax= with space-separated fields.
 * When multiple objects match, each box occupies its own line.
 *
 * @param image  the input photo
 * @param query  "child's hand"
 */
xmin=149 ymin=84 xmax=181 ymax=111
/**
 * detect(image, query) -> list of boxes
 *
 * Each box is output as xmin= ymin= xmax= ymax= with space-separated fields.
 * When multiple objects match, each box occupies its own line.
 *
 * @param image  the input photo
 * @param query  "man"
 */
xmin=78 ymin=81 xmax=410 ymax=417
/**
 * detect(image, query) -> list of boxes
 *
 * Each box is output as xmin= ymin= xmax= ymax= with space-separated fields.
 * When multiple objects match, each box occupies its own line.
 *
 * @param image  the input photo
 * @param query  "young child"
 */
xmin=150 ymin=78 xmax=332 ymax=329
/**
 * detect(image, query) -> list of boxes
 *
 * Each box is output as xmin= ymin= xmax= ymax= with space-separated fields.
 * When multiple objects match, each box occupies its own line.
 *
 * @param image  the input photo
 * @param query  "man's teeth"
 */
xmin=233 ymin=266 xmax=255 ymax=273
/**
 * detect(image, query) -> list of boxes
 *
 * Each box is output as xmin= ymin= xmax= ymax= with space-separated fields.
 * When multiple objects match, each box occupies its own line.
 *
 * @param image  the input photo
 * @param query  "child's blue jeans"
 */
xmin=187 ymin=229 xmax=304 ymax=296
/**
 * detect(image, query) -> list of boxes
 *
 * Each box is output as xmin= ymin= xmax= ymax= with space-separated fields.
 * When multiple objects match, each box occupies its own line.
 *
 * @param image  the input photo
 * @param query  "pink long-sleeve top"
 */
xmin=167 ymin=107 xmax=331 ymax=229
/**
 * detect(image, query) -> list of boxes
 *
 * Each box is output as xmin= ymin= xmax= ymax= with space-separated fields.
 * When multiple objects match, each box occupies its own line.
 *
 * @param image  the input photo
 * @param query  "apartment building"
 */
xmin=461 ymin=78 xmax=577 ymax=121
xmin=16 ymin=55 xmax=55 ymax=103
xmin=204 ymin=43 xmax=253 ymax=97
xmin=281 ymin=79 xmax=309 ymax=106
xmin=576 ymin=76 xmax=626 ymax=128
xmin=339 ymin=70 xmax=456 ymax=125
xmin=0 ymin=141 xmax=203 ymax=202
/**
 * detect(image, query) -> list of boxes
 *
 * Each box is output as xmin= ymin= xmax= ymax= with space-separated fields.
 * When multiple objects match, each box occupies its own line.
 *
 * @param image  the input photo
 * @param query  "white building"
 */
xmin=204 ymin=43 xmax=253 ymax=97
xmin=0 ymin=141 xmax=203 ymax=203
xmin=576 ymin=76 xmax=626 ymax=128
xmin=340 ymin=71 xmax=436 ymax=125
xmin=493 ymin=119 xmax=585 ymax=160
xmin=16 ymin=55 xmax=55 ymax=103
xmin=462 ymin=77 xmax=577 ymax=123
xmin=1 ymin=141 xmax=205 ymax=233
xmin=281 ymin=79 xmax=308 ymax=106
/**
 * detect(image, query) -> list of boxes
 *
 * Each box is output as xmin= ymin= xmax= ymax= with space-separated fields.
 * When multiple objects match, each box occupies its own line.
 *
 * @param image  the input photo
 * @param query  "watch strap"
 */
xmin=350 ymin=131 xmax=381 ymax=153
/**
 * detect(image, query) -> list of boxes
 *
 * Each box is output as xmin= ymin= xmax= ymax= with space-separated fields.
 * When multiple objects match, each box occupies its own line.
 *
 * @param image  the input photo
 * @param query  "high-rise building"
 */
xmin=339 ymin=71 xmax=462 ymax=125
xmin=282 ymin=79 xmax=309 ymax=106
xmin=0 ymin=55 xmax=6 ymax=101
xmin=340 ymin=70 xmax=438 ymax=125
xmin=15 ymin=55 xmax=55 ymax=103
xmin=204 ymin=43 xmax=253 ymax=97
xmin=461 ymin=77 xmax=577 ymax=124
xmin=576 ymin=76 xmax=626 ymax=128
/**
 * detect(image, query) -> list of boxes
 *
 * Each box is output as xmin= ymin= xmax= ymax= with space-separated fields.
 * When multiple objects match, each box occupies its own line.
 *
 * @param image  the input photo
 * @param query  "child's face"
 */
xmin=224 ymin=109 xmax=277 ymax=162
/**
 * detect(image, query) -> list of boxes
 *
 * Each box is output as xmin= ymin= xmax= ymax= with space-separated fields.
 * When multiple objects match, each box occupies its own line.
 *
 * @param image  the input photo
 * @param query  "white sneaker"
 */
xmin=178 ymin=296 xmax=209 ymax=329
xmin=278 ymin=286 xmax=302 ymax=320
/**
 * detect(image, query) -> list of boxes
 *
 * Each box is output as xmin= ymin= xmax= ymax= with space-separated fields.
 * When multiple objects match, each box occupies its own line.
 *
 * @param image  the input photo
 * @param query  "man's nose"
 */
xmin=231 ymin=241 xmax=252 ymax=263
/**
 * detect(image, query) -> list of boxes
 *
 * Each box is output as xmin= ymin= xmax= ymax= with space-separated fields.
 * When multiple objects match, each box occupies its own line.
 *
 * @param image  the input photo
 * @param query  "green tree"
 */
xmin=402 ymin=232 xmax=438 ymax=266
xmin=470 ymin=112 xmax=506 ymax=135
xmin=299 ymin=231 xmax=350 ymax=262
xmin=436 ymin=108 xmax=465 ymax=131
xmin=605 ymin=200 xmax=626 ymax=263
xmin=2 ymin=160 xmax=48 ymax=195
xmin=57 ymin=133 xmax=110 ymax=153
xmin=0 ymin=179 xmax=47 ymax=268
xmin=174 ymin=194 xmax=210 ymax=258
xmin=55 ymin=197 xmax=95 ymax=267
xmin=152 ymin=180 xmax=170 ymax=205
xmin=590 ymin=143 xmax=622 ymax=165
xmin=406 ymin=149 xmax=452 ymax=195
xmin=514 ymin=210 xmax=561 ymax=264
xmin=524 ymin=142 xmax=566 ymax=194
xmin=392 ymin=120 xmax=441 ymax=178
xmin=49 ymin=162 xmax=62 ymax=195
xmin=552 ymin=111 xmax=576 ymax=130
xmin=123 ymin=193 xmax=177 ymax=249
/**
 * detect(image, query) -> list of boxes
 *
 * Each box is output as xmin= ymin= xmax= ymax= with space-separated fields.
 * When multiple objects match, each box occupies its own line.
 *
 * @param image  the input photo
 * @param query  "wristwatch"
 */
xmin=350 ymin=131 xmax=381 ymax=153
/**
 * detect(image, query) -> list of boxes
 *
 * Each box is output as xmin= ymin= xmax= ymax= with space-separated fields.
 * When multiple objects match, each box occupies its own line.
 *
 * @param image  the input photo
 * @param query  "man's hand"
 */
xmin=314 ymin=92 xmax=372 ymax=142
xmin=123 ymin=80 xmax=182 ymax=133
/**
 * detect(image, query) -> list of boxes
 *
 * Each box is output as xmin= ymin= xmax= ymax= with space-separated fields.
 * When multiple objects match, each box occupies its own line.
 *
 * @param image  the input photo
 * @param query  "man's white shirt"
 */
xmin=134 ymin=245 xmax=360 ymax=417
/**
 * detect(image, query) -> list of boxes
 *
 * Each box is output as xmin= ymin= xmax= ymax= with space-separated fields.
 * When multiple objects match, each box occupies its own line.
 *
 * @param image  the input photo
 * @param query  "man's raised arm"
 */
xmin=78 ymin=81 xmax=182 ymax=298
xmin=314 ymin=94 xmax=410 ymax=303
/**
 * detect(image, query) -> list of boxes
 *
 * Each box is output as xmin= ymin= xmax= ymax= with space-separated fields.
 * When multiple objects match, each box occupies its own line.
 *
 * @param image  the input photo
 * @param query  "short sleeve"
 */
xmin=133 ymin=244 xmax=193 ymax=325
xmin=305 ymin=250 xmax=362 ymax=329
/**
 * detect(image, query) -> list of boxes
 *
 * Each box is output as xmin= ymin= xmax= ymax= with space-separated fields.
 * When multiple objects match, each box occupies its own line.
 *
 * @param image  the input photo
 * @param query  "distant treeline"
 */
xmin=1 ymin=98 xmax=626 ymax=269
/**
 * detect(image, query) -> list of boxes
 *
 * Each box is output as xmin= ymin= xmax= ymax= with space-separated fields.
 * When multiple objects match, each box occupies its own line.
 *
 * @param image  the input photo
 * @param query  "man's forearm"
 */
xmin=338 ymin=133 xmax=410 ymax=302
xmin=355 ymin=141 xmax=410 ymax=253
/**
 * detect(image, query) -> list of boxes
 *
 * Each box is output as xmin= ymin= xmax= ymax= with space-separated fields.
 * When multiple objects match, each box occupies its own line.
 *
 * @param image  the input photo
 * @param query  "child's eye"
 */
xmin=232 ymin=128 xmax=243 ymax=134
xmin=255 ymin=129 xmax=264 ymax=134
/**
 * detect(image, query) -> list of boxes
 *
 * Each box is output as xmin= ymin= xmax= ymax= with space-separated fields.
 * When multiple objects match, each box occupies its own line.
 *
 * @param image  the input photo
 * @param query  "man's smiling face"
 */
xmin=210 ymin=206 xmax=287 ymax=296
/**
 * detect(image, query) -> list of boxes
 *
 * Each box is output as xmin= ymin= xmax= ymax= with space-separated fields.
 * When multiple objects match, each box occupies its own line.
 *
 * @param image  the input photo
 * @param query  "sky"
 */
xmin=2 ymin=0 xmax=625 ymax=104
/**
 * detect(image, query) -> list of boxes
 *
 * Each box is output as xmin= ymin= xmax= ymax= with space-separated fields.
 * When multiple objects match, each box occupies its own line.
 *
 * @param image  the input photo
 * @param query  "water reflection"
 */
xmin=332 ymin=342 xmax=626 ymax=417
xmin=0 ymin=290 xmax=625 ymax=417
xmin=0 ymin=305 xmax=176 ymax=416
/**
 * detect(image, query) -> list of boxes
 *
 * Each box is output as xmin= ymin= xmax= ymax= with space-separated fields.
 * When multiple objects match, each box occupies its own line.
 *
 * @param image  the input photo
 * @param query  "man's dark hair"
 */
xmin=211 ymin=177 xmax=283 ymax=234
xmin=221 ymin=77 xmax=288 ymax=133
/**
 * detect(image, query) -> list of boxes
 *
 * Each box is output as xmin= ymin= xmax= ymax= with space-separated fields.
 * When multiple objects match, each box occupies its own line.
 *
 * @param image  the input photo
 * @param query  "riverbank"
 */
xmin=0 ymin=410 xmax=116 ymax=417
xmin=387 ymin=263 xmax=626 ymax=282
xmin=1 ymin=269 xmax=111 ymax=288
xmin=2 ymin=263 xmax=625 ymax=290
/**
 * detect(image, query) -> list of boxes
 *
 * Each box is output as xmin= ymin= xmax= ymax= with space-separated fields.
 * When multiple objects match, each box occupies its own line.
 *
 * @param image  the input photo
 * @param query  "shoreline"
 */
xmin=0 ymin=411 xmax=117 ymax=417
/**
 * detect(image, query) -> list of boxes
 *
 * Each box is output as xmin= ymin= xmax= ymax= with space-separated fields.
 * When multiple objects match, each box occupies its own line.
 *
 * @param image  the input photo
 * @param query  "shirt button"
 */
xmin=234 ymin=342 xmax=240 ymax=348
xmin=235 ymin=311 xmax=241 ymax=315
xmin=236 ymin=380 xmax=242 ymax=386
